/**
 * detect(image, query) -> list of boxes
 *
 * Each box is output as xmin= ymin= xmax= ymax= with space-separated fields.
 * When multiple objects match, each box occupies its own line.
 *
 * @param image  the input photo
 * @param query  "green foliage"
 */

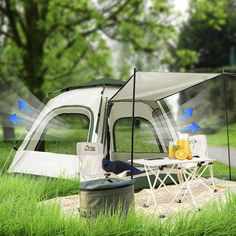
xmin=173 ymin=0 xmax=236 ymax=70
xmin=117 ymin=0 xmax=176 ymax=78
xmin=189 ymin=0 xmax=227 ymax=30
xmin=175 ymin=49 xmax=198 ymax=72
xmin=0 ymin=0 xmax=176 ymax=98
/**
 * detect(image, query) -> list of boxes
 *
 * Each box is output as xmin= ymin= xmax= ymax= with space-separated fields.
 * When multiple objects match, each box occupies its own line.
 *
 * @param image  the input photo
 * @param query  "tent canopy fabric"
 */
xmin=110 ymin=72 xmax=220 ymax=102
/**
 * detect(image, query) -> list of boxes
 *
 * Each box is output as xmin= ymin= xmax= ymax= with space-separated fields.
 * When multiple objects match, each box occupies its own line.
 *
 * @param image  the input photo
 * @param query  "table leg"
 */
xmin=153 ymin=170 xmax=172 ymax=194
xmin=165 ymin=180 xmax=186 ymax=215
xmin=165 ymin=166 xmax=198 ymax=215
xmin=144 ymin=165 xmax=159 ymax=209
xmin=151 ymin=165 xmax=179 ymax=196
xmin=165 ymin=165 xmax=179 ymax=186
xmin=185 ymin=163 xmax=217 ymax=193
xmin=182 ymin=169 xmax=198 ymax=209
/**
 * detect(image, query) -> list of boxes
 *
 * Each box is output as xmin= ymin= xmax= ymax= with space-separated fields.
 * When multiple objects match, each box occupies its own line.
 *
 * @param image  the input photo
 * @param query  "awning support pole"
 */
xmin=223 ymin=74 xmax=232 ymax=180
xmin=131 ymin=68 xmax=137 ymax=179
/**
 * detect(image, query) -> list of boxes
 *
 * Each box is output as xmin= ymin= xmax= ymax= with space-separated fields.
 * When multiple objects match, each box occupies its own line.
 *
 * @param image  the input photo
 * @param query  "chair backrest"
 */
xmin=77 ymin=142 xmax=105 ymax=182
xmin=190 ymin=135 xmax=208 ymax=158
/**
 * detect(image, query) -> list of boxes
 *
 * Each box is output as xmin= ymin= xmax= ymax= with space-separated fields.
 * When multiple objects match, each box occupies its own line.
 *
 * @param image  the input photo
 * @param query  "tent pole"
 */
xmin=223 ymin=74 xmax=232 ymax=180
xmin=131 ymin=68 xmax=137 ymax=179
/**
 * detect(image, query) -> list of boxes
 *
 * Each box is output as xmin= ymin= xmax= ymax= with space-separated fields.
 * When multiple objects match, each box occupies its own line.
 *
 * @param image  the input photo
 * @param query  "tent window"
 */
xmin=113 ymin=117 xmax=163 ymax=153
xmin=35 ymin=113 xmax=89 ymax=155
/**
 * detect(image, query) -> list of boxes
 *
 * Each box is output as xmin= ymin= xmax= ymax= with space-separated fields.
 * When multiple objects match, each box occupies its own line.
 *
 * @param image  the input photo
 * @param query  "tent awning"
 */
xmin=110 ymin=72 xmax=220 ymax=102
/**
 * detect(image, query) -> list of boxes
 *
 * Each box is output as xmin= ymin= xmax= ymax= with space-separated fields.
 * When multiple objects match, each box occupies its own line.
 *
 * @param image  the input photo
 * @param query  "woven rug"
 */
xmin=42 ymin=178 xmax=236 ymax=217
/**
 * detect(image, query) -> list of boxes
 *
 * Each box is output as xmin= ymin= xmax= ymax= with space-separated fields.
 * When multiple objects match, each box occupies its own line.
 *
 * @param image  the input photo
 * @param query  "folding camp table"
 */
xmin=132 ymin=157 xmax=216 ymax=215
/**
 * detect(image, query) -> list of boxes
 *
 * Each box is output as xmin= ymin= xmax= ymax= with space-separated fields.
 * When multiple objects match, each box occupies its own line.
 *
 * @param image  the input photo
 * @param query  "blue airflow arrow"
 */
xmin=181 ymin=122 xmax=200 ymax=133
xmin=18 ymin=100 xmax=32 ymax=113
xmin=8 ymin=114 xmax=26 ymax=124
xmin=177 ymin=108 xmax=193 ymax=120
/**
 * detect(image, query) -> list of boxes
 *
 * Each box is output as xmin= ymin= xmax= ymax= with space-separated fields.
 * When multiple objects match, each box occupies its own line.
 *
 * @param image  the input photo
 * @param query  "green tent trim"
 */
xmin=45 ymin=78 xmax=125 ymax=102
xmin=62 ymin=78 xmax=125 ymax=92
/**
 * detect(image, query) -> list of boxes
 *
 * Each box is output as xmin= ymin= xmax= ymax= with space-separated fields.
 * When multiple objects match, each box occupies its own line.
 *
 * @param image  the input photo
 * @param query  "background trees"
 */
xmin=173 ymin=0 xmax=236 ymax=126
xmin=1 ymin=0 xmax=235 ymax=140
xmin=0 ymin=0 xmax=175 ymax=99
xmin=0 ymin=0 xmax=176 ymax=140
xmin=173 ymin=0 xmax=236 ymax=71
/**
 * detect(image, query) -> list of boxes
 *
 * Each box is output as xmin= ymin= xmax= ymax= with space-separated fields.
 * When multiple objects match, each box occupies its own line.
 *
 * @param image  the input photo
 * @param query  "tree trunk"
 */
xmin=1 ymin=113 xmax=15 ymax=141
xmin=23 ymin=1 xmax=46 ymax=100
xmin=0 ymin=82 xmax=15 ymax=141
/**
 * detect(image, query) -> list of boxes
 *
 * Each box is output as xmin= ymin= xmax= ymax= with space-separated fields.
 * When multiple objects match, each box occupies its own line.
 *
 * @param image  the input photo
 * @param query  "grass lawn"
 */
xmin=1 ymin=138 xmax=236 ymax=235
xmin=204 ymin=161 xmax=235 ymax=180
xmin=207 ymin=123 xmax=236 ymax=148
xmin=115 ymin=125 xmax=161 ymax=153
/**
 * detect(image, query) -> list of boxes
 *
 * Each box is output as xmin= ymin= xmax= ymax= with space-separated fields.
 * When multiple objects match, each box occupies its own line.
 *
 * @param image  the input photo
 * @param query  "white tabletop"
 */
xmin=132 ymin=157 xmax=214 ymax=167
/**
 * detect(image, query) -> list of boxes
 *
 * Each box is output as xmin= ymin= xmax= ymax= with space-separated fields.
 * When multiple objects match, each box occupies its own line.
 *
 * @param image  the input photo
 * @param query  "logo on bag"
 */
xmin=84 ymin=145 xmax=96 ymax=151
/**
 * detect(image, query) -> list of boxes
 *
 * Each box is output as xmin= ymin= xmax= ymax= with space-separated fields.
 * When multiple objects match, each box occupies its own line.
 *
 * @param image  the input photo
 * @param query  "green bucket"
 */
xmin=79 ymin=178 xmax=135 ymax=217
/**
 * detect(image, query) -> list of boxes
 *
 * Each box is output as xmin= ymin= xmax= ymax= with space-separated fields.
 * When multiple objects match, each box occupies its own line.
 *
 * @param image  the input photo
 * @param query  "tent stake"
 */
xmin=131 ymin=68 xmax=137 ymax=179
xmin=223 ymin=74 xmax=232 ymax=180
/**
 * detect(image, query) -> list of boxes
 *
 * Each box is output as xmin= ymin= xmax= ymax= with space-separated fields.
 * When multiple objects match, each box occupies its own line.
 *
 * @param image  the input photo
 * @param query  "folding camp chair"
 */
xmin=77 ymin=142 xmax=106 ymax=182
xmin=77 ymin=142 xmax=128 ymax=182
xmin=77 ymin=142 xmax=103 ymax=210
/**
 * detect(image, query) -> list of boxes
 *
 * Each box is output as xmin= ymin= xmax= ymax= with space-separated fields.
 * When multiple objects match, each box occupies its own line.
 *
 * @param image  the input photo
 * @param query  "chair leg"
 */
xmin=209 ymin=164 xmax=217 ymax=192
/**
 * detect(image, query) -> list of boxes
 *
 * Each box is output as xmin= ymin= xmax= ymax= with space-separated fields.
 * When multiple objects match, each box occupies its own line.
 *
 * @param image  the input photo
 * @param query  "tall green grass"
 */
xmin=1 ymin=173 xmax=236 ymax=235
xmin=0 ymin=141 xmax=16 ymax=172
xmin=1 ymin=140 xmax=236 ymax=235
xmin=0 ymin=174 xmax=81 ymax=235
xmin=164 ymin=193 xmax=236 ymax=235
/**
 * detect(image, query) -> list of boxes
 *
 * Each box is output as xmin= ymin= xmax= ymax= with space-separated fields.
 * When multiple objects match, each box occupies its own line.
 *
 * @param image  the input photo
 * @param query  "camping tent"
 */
xmin=9 ymin=78 xmax=124 ymax=178
xmin=9 ymin=72 xmax=236 ymax=180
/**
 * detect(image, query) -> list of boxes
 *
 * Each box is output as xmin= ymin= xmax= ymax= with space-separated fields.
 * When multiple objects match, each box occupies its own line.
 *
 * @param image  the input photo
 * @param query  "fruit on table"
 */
xmin=187 ymin=154 xmax=193 ymax=160
xmin=168 ymin=144 xmax=180 ymax=158
xmin=175 ymin=149 xmax=187 ymax=160
xmin=176 ymin=139 xmax=192 ymax=160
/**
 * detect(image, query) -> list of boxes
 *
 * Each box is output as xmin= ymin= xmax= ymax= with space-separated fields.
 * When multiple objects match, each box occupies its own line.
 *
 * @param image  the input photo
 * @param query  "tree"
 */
xmin=0 ymin=0 xmax=175 ymax=100
xmin=173 ymin=0 xmax=236 ymax=70
xmin=172 ymin=0 xmax=236 ymax=125
xmin=0 ymin=0 xmax=176 ymax=141
xmin=0 ymin=79 xmax=15 ymax=140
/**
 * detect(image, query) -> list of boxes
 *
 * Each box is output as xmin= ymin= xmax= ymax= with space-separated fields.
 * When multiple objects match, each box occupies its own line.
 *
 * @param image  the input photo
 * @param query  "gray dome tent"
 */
xmin=9 ymin=72 xmax=235 ymax=180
